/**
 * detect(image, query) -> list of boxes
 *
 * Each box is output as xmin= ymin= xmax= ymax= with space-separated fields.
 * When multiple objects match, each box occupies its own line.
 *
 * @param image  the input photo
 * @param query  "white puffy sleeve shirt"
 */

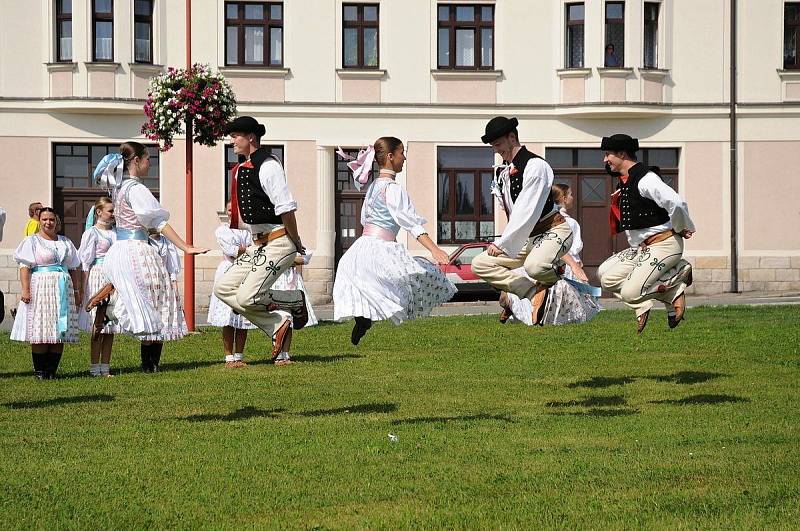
xmin=14 ymin=235 xmax=81 ymax=269
xmin=78 ymin=229 xmax=98 ymax=272
xmin=626 ymin=172 xmax=696 ymax=247
xmin=495 ymin=158 xmax=555 ymax=257
xmin=259 ymin=159 xmax=297 ymax=216
xmin=128 ymin=181 xmax=170 ymax=231
xmin=564 ymin=213 xmax=583 ymax=263
xmin=385 ymin=182 xmax=428 ymax=239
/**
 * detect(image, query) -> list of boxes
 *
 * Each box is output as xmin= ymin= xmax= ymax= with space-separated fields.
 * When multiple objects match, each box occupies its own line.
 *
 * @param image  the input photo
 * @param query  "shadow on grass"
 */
xmin=644 ymin=371 xmax=726 ymax=385
xmin=551 ymin=408 xmax=640 ymax=417
xmin=546 ymin=395 xmax=627 ymax=408
xmin=183 ymin=406 xmax=287 ymax=422
xmin=248 ymin=354 xmax=364 ymax=366
xmin=566 ymin=371 xmax=727 ymax=389
xmin=650 ymin=394 xmax=749 ymax=405
xmin=391 ymin=413 xmax=515 ymax=425
xmin=299 ymin=403 xmax=397 ymax=417
xmin=566 ymin=376 xmax=636 ymax=389
xmin=5 ymin=394 xmax=114 ymax=409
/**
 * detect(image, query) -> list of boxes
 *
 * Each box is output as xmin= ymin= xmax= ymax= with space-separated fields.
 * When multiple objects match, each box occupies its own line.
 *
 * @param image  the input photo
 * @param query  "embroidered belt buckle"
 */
xmin=642 ymin=229 xmax=677 ymax=247
xmin=529 ymin=212 xmax=565 ymax=238
xmin=253 ymin=227 xmax=287 ymax=246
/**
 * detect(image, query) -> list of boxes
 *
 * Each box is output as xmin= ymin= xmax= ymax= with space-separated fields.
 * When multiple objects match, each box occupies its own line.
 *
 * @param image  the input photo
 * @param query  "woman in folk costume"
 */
xmin=500 ymin=184 xmax=601 ymax=326
xmin=11 ymin=208 xmax=82 ymax=379
xmin=77 ymin=196 xmax=119 ymax=377
xmin=207 ymin=201 xmax=257 ymax=368
xmin=334 ymin=137 xmax=456 ymax=345
xmin=597 ymin=134 xmax=695 ymax=333
xmin=269 ymin=251 xmax=319 ymax=365
xmin=86 ymin=142 xmax=208 ymax=373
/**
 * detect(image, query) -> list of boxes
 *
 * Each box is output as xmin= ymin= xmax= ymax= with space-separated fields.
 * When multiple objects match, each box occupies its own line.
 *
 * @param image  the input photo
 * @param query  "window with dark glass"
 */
xmin=437 ymin=147 xmax=495 ymax=243
xmin=55 ymin=0 xmax=72 ymax=62
xmin=604 ymin=2 xmax=624 ymax=67
xmin=225 ymin=2 xmax=283 ymax=67
xmin=437 ymin=4 xmax=494 ymax=70
xmin=343 ymin=4 xmax=379 ymax=68
xmin=54 ymin=143 xmax=160 ymax=243
xmin=565 ymin=3 xmax=585 ymax=68
xmin=785 ymin=3 xmax=800 ymax=69
xmin=92 ymin=0 xmax=114 ymax=62
xmin=643 ymin=2 xmax=659 ymax=69
xmin=547 ymin=147 xmax=679 ymax=190
xmin=224 ymin=144 xmax=284 ymax=203
xmin=134 ymin=0 xmax=153 ymax=63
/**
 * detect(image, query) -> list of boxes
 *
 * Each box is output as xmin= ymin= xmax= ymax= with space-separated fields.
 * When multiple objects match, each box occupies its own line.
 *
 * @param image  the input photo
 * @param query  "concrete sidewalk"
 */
xmin=3 ymin=291 xmax=798 ymax=331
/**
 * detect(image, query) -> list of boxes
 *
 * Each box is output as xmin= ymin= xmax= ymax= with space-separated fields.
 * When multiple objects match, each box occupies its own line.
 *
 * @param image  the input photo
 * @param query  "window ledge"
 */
xmin=85 ymin=62 xmax=121 ymax=72
xmin=556 ymin=68 xmax=591 ymax=79
xmin=639 ymin=68 xmax=670 ymax=80
xmin=128 ymin=63 xmax=165 ymax=75
xmin=336 ymin=68 xmax=386 ymax=80
xmin=597 ymin=67 xmax=634 ymax=78
xmin=218 ymin=66 xmax=291 ymax=78
xmin=46 ymin=62 xmax=78 ymax=73
xmin=431 ymin=69 xmax=503 ymax=80
xmin=777 ymin=69 xmax=800 ymax=81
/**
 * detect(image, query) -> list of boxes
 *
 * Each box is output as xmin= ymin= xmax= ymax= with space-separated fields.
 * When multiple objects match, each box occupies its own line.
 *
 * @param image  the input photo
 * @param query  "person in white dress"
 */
xmin=77 ymin=197 xmax=119 ymax=376
xmin=269 ymin=251 xmax=319 ymax=365
xmin=87 ymin=142 xmax=208 ymax=373
xmin=11 ymin=208 xmax=81 ymax=379
xmin=501 ymin=184 xmax=601 ymax=326
xmin=207 ymin=203 xmax=258 ymax=367
xmin=334 ymin=137 xmax=456 ymax=345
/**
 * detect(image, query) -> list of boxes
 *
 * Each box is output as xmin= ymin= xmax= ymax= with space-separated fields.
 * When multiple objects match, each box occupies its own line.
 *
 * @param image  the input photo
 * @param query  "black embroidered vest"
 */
xmin=616 ymin=163 xmax=670 ymax=231
xmin=236 ymin=147 xmax=283 ymax=225
xmin=501 ymin=147 xmax=554 ymax=221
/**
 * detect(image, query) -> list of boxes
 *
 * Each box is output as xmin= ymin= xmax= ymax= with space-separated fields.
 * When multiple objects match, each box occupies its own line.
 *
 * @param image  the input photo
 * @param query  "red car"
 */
xmin=436 ymin=241 xmax=495 ymax=295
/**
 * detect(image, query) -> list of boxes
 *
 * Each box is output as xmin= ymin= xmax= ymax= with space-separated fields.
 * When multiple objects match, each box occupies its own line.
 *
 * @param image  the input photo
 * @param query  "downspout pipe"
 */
xmin=729 ymin=0 xmax=739 ymax=292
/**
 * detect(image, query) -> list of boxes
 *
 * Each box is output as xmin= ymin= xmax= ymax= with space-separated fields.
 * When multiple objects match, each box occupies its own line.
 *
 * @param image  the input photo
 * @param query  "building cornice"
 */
xmin=597 ymin=67 xmax=635 ymax=78
xmin=45 ymin=62 xmax=78 ymax=73
xmin=336 ymin=68 xmax=387 ymax=80
xmin=85 ymin=62 xmax=121 ymax=72
xmin=218 ymin=66 xmax=291 ymax=78
xmin=431 ymin=69 xmax=503 ymax=80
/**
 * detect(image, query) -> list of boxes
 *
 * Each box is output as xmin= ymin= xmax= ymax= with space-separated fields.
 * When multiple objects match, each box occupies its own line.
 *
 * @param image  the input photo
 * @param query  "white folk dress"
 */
xmin=333 ymin=177 xmax=456 ymax=324
xmin=271 ymin=256 xmax=319 ymax=328
xmin=77 ymin=226 xmax=121 ymax=334
xmin=11 ymin=235 xmax=81 ymax=343
xmin=102 ymin=177 xmax=186 ymax=341
xmin=507 ymin=211 xmax=601 ymax=326
xmin=206 ymin=225 xmax=257 ymax=329
xmin=149 ymin=234 xmax=189 ymax=337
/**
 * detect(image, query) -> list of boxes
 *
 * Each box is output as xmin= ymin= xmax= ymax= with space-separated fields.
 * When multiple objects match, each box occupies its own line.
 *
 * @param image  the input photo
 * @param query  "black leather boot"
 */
xmin=140 ymin=344 xmax=154 ymax=373
xmin=150 ymin=342 xmax=163 ymax=372
xmin=31 ymin=351 xmax=45 ymax=380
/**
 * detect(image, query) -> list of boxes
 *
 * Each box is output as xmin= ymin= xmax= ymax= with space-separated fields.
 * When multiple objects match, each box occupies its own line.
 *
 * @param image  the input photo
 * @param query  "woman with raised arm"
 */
xmin=86 ymin=142 xmax=208 ymax=373
xmin=334 ymin=137 xmax=456 ymax=345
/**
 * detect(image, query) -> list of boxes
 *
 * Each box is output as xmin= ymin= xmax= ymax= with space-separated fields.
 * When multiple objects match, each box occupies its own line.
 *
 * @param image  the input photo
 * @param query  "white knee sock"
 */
xmin=233 ymin=353 xmax=243 ymax=362
xmin=100 ymin=363 xmax=111 ymax=376
xmin=225 ymin=354 xmax=235 ymax=363
xmin=89 ymin=363 xmax=101 ymax=376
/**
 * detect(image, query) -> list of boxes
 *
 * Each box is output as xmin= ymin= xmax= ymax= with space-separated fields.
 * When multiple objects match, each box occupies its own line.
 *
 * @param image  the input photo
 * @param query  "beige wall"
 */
xmin=284 ymin=141 xmax=318 ymax=250
xmin=405 ymin=142 xmax=436 ymax=252
xmin=0 ymin=138 xmax=52 ymax=239
xmin=741 ymin=141 xmax=800 ymax=252
xmin=682 ymin=142 xmax=726 ymax=252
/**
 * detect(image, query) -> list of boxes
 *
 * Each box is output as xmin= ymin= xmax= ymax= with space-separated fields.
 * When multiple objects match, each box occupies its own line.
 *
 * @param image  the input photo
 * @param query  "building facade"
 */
xmin=1 ymin=0 xmax=799 ymax=314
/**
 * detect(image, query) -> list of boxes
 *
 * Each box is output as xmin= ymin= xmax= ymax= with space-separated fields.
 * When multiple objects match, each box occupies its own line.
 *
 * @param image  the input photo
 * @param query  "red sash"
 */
xmin=228 ymin=159 xmax=254 ymax=229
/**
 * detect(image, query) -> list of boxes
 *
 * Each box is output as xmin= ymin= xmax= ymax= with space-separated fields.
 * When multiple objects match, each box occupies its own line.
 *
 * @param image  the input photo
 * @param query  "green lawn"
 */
xmin=1 ymin=306 xmax=799 ymax=529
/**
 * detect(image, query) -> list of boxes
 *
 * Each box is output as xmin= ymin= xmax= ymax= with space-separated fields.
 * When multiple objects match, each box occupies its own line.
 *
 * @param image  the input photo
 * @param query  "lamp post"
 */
xmin=184 ymin=0 xmax=196 ymax=330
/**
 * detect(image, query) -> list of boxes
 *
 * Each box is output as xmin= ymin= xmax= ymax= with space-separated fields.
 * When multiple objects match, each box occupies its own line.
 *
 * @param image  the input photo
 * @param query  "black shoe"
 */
xmin=33 ymin=371 xmax=45 ymax=380
xmin=351 ymin=317 xmax=372 ymax=346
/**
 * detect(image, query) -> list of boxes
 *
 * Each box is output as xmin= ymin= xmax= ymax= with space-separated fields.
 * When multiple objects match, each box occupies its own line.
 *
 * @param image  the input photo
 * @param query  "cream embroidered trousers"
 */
xmin=214 ymin=234 xmax=297 ymax=336
xmin=598 ymin=233 xmax=692 ymax=317
xmin=472 ymin=222 xmax=573 ymax=299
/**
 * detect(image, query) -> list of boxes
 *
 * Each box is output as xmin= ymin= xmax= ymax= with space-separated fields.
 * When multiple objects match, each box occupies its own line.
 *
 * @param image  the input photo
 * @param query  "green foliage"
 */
xmin=1 ymin=306 xmax=798 ymax=528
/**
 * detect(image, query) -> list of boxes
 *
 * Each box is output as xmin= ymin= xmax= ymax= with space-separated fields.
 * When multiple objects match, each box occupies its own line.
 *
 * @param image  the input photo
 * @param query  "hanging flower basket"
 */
xmin=141 ymin=63 xmax=237 ymax=151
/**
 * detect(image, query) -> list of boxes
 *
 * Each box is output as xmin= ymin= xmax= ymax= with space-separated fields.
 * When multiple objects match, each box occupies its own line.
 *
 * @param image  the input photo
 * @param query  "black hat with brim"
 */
xmin=482 ymin=116 xmax=519 ymax=144
xmin=225 ymin=116 xmax=266 ymax=137
xmin=601 ymin=134 xmax=639 ymax=153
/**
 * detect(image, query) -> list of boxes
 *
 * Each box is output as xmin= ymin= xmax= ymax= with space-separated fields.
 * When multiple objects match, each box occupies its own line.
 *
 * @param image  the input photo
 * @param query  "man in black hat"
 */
xmin=214 ymin=116 xmax=307 ymax=364
xmin=597 ymin=133 xmax=695 ymax=333
xmin=472 ymin=116 xmax=573 ymax=325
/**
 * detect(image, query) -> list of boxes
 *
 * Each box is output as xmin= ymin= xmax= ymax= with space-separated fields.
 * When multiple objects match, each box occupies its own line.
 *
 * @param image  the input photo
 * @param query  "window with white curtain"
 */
xmin=92 ymin=0 xmax=113 ymax=62
xmin=437 ymin=4 xmax=494 ymax=70
xmin=134 ymin=0 xmax=153 ymax=63
xmin=225 ymin=2 xmax=283 ymax=67
xmin=643 ymin=3 xmax=660 ymax=68
xmin=565 ymin=3 xmax=584 ymax=68
xmin=56 ymin=0 xmax=72 ymax=62
xmin=342 ymin=4 xmax=379 ymax=68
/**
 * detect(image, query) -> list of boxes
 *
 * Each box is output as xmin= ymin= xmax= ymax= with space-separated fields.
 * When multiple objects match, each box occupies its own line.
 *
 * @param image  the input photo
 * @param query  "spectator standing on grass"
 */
xmin=24 ymin=202 xmax=43 ymax=236
xmin=77 ymin=196 xmax=119 ymax=377
xmin=11 ymin=208 xmax=82 ymax=379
